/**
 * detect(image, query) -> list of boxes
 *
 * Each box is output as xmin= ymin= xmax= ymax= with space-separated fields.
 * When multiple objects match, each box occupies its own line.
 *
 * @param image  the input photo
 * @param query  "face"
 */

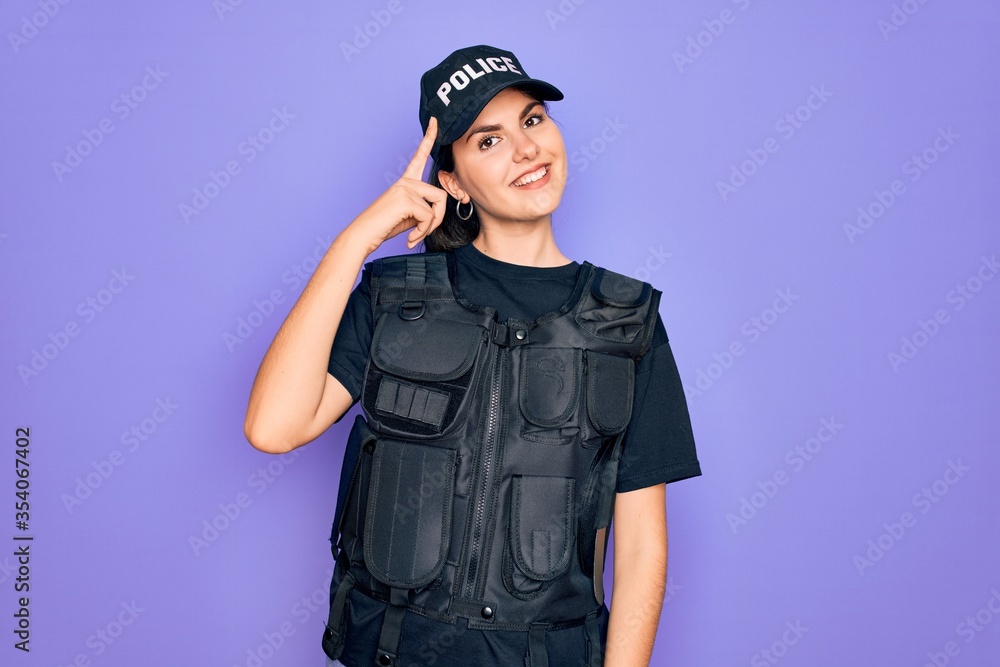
xmin=439 ymin=87 xmax=567 ymax=226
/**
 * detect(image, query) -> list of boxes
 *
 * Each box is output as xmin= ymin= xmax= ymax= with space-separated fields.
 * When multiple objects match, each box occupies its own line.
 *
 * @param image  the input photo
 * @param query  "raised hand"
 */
xmin=347 ymin=116 xmax=449 ymax=254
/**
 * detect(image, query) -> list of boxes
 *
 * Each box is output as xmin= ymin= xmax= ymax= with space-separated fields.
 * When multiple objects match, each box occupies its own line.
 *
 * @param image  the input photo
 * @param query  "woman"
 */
xmin=245 ymin=45 xmax=701 ymax=667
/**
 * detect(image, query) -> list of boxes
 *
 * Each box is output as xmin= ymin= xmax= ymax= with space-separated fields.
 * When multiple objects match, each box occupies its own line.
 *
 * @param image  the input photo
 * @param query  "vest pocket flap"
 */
xmin=364 ymin=440 xmax=456 ymax=588
xmin=586 ymin=351 xmax=635 ymax=435
xmin=591 ymin=267 xmax=651 ymax=308
xmin=510 ymin=475 xmax=575 ymax=581
xmin=372 ymin=315 xmax=484 ymax=381
xmin=519 ymin=347 xmax=581 ymax=427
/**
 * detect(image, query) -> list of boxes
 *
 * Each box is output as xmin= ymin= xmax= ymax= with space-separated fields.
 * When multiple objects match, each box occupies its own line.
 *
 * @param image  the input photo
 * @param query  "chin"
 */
xmin=516 ymin=192 xmax=562 ymax=221
xmin=518 ymin=165 xmax=567 ymax=218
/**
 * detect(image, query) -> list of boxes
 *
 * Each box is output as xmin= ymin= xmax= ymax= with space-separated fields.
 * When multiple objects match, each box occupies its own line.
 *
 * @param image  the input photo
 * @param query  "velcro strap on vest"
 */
xmin=375 ymin=587 xmax=408 ymax=667
xmin=321 ymin=570 xmax=356 ymax=660
xmin=375 ymin=378 xmax=449 ymax=428
xmin=403 ymin=257 xmax=426 ymax=309
xmin=525 ymin=621 xmax=549 ymax=667
xmin=372 ymin=254 xmax=455 ymax=307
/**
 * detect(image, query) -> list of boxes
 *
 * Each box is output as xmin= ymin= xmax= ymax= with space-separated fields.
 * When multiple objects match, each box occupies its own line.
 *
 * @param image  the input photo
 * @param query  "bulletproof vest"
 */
xmin=323 ymin=251 xmax=661 ymax=667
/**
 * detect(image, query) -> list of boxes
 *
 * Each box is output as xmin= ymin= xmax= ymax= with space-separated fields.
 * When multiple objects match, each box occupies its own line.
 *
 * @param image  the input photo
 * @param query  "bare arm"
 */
xmin=244 ymin=117 xmax=447 ymax=454
xmin=243 ymin=229 xmax=372 ymax=453
xmin=604 ymin=483 xmax=668 ymax=667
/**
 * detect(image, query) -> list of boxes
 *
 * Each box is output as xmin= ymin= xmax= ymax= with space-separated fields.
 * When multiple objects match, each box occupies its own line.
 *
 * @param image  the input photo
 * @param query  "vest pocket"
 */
xmin=503 ymin=475 xmax=575 ymax=597
xmin=364 ymin=314 xmax=485 ymax=437
xmin=518 ymin=347 xmax=581 ymax=444
xmin=585 ymin=350 xmax=635 ymax=437
xmin=575 ymin=267 xmax=652 ymax=343
xmin=363 ymin=439 xmax=456 ymax=589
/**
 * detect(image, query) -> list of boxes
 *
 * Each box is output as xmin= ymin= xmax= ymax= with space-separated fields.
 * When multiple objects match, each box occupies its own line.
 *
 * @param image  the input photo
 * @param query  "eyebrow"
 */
xmin=465 ymin=101 xmax=543 ymax=144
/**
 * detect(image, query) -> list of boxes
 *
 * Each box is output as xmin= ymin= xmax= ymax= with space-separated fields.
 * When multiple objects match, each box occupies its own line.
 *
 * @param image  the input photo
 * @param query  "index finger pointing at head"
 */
xmin=402 ymin=116 xmax=438 ymax=182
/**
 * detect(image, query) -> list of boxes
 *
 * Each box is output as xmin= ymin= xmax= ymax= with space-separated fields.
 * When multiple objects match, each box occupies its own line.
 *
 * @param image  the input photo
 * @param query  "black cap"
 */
xmin=418 ymin=45 xmax=564 ymax=162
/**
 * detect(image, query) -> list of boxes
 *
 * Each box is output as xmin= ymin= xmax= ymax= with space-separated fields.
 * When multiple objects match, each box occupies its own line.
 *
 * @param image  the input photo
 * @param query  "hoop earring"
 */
xmin=456 ymin=199 xmax=474 ymax=221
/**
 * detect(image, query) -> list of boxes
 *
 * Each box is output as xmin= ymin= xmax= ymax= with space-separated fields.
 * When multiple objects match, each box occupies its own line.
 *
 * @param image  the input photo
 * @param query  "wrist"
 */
xmin=335 ymin=223 xmax=377 ymax=259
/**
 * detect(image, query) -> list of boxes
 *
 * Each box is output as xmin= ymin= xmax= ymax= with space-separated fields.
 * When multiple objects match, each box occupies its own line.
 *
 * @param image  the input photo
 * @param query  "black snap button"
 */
xmin=481 ymin=605 xmax=494 ymax=619
xmin=378 ymin=653 xmax=392 ymax=665
xmin=514 ymin=329 xmax=526 ymax=340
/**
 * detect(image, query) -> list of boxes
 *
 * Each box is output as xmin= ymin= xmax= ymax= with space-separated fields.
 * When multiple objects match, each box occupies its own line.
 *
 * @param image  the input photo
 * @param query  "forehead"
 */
xmin=464 ymin=88 xmax=539 ymax=130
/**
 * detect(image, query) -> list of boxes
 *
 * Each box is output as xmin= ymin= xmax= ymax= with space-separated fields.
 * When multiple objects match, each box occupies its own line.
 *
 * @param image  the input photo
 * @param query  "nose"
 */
xmin=510 ymin=126 xmax=539 ymax=161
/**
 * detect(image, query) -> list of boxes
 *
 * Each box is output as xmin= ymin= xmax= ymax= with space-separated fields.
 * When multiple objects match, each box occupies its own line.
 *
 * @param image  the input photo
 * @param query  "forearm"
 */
xmin=244 ymin=226 xmax=370 ymax=452
xmin=604 ymin=546 xmax=667 ymax=666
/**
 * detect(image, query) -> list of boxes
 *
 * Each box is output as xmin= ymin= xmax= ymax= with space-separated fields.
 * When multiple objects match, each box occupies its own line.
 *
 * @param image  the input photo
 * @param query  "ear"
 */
xmin=437 ymin=170 xmax=468 ymax=203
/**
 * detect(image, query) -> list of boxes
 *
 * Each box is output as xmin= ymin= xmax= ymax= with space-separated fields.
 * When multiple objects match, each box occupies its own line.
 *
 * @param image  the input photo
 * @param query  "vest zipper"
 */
xmin=463 ymin=340 xmax=504 ymax=599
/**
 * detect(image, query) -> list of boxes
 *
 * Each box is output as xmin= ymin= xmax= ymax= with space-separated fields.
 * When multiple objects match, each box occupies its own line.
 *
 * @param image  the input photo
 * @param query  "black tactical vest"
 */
xmin=323 ymin=251 xmax=661 ymax=667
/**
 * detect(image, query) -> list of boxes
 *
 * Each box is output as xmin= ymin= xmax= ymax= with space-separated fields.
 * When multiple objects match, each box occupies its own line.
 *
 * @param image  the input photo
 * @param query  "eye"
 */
xmin=524 ymin=112 xmax=545 ymax=128
xmin=477 ymin=134 xmax=501 ymax=151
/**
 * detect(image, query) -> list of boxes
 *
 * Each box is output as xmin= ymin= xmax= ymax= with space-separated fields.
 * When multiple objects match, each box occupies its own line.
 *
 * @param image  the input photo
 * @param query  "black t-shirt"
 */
xmin=327 ymin=241 xmax=702 ymax=493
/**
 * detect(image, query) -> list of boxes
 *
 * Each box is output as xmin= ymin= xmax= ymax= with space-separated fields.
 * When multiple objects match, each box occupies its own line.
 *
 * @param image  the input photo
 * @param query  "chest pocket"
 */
xmin=517 ymin=346 xmax=582 ymax=445
xmin=362 ymin=312 xmax=486 ymax=438
xmin=583 ymin=350 xmax=635 ymax=444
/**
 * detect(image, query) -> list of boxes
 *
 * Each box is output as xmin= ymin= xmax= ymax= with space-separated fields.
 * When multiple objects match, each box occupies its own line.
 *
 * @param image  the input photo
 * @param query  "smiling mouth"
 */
xmin=511 ymin=165 xmax=549 ymax=187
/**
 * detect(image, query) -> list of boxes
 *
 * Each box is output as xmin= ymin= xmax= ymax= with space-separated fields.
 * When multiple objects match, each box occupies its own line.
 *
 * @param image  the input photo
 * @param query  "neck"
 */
xmin=472 ymin=216 xmax=570 ymax=268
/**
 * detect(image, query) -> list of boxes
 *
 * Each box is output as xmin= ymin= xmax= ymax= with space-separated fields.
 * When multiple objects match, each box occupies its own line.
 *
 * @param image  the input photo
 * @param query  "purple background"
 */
xmin=3 ymin=0 xmax=999 ymax=665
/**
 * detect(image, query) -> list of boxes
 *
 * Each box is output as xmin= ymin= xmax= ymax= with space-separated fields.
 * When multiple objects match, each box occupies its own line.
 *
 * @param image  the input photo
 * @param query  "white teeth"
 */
xmin=513 ymin=165 xmax=547 ymax=187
